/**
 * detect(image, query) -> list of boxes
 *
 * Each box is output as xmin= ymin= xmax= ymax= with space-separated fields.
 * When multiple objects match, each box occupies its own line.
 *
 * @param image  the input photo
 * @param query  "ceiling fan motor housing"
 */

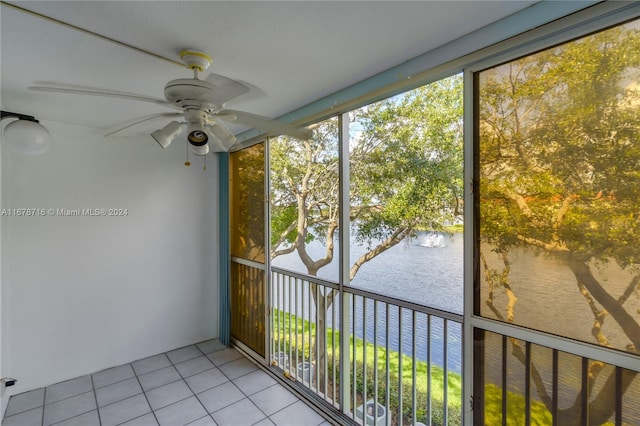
xmin=164 ymin=79 xmax=220 ymax=111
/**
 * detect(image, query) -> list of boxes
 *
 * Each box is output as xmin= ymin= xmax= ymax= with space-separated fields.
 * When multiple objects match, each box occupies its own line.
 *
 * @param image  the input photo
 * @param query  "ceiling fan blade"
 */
xmin=204 ymin=73 xmax=251 ymax=104
xmin=104 ymin=112 xmax=184 ymax=137
xmin=29 ymin=82 xmax=178 ymax=109
xmin=217 ymin=109 xmax=312 ymax=140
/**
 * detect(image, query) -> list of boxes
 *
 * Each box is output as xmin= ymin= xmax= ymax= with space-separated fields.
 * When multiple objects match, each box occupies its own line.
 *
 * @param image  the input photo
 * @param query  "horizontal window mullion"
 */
xmin=471 ymin=316 xmax=639 ymax=372
xmin=231 ymin=256 xmax=265 ymax=270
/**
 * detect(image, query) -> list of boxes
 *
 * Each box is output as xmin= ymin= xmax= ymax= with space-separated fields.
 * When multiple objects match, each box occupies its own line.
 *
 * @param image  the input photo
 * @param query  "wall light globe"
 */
xmin=4 ymin=119 xmax=51 ymax=155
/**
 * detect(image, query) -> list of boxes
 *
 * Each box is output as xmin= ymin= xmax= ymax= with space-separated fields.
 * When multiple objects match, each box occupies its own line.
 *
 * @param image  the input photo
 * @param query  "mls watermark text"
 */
xmin=1 ymin=208 xmax=129 ymax=217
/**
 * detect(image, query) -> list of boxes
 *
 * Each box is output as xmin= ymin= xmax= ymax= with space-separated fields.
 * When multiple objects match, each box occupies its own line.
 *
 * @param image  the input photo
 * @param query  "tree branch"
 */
xmin=505 ymin=189 xmax=536 ymax=220
xmin=272 ymin=243 xmax=297 ymax=259
xmin=271 ymin=219 xmax=298 ymax=256
xmin=555 ymin=195 xmax=575 ymax=229
xmin=508 ymin=338 xmax=553 ymax=409
xmin=566 ymin=254 xmax=640 ymax=352
xmin=577 ymin=282 xmax=610 ymax=347
xmin=516 ymin=234 xmax=569 ymax=252
xmin=349 ymin=226 xmax=413 ymax=280
xmin=618 ymin=275 xmax=640 ymax=305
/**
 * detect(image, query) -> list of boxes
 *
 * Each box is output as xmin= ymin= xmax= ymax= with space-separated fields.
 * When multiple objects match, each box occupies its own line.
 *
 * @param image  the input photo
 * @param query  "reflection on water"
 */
xmin=350 ymin=232 xmax=464 ymax=314
xmin=480 ymin=244 xmax=640 ymax=354
xmin=272 ymin=231 xmax=464 ymax=313
xmin=271 ymin=232 xmax=639 ymax=419
xmin=274 ymin=232 xmax=640 ymax=354
xmin=479 ymin=244 xmax=640 ymax=421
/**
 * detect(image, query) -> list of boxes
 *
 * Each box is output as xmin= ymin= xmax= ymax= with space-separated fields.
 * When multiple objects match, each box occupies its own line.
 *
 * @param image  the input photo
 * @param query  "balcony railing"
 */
xmin=269 ymin=267 xmax=464 ymax=426
xmin=475 ymin=325 xmax=640 ymax=425
xmin=225 ymin=262 xmax=640 ymax=425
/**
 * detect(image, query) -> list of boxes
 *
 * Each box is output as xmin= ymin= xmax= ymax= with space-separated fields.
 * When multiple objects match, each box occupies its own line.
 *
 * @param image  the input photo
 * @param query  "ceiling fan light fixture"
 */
xmin=151 ymin=121 xmax=183 ymax=148
xmin=191 ymin=143 xmax=210 ymax=156
xmin=187 ymin=128 xmax=208 ymax=145
xmin=208 ymin=124 xmax=237 ymax=151
xmin=185 ymin=110 xmax=209 ymax=146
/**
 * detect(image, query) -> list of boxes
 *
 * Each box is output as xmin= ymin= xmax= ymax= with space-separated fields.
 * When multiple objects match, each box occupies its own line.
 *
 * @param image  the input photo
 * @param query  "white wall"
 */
xmin=1 ymin=120 xmax=218 ymax=395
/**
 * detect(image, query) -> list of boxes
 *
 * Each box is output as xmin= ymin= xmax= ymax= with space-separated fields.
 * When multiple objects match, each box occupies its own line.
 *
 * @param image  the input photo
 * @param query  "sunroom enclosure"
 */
xmin=228 ymin=6 xmax=640 ymax=425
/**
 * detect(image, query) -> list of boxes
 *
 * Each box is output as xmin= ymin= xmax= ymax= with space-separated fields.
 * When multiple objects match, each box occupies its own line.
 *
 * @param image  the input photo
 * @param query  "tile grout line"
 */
xmin=7 ymin=341 xmax=286 ymax=426
xmin=16 ymin=383 xmax=98 ymax=426
xmin=250 ymin=382 xmax=301 ymax=420
xmin=1 ymin=341 xmax=215 ymax=426
xmin=45 ymin=394 xmax=98 ymax=426
xmin=200 ymin=347 xmax=267 ymax=422
xmin=47 ymin=383 xmax=105 ymax=426
xmin=42 ymin=388 xmax=94 ymax=409
xmin=138 ymin=372 xmax=182 ymax=393
xmin=233 ymin=347 xmax=333 ymax=426
xmin=90 ymin=375 xmax=102 ymax=426
xmin=93 ymin=366 xmax=144 ymax=392
xmin=2 ymin=389 xmax=44 ymax=420
xmin=206 ymin=348 xmax=280 ymax=424
xmin=130 ymin=363 xmax=161 ymax=426
xmin=113 ymin=411 xmax=158 ymax=426
xmin=131 ymin=342 xmax=225 ymax=425
xmin=41 ymin=387 xmax=46 ymax=426
xmin=166 ymin=344 xmax=216 ymax=424
xmin=164 ymin=344 xmax=265 ymax=423
xmin=183 ymin=415 xmax=213 ymax=426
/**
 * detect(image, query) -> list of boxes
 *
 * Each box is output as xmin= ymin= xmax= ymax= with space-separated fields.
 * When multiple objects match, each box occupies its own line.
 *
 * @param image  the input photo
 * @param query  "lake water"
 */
xmin=271 ymin=231 xmax=640 ymax=417
xmin=272 ymin=232 xmax=464 ymax=372
xmin=273 ymin=232 xmax=463 ymax=314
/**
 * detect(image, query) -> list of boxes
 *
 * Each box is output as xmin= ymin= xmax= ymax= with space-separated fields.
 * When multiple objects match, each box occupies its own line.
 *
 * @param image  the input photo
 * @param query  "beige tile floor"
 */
xmin=2 ymin=340 xmax=331 ymax=426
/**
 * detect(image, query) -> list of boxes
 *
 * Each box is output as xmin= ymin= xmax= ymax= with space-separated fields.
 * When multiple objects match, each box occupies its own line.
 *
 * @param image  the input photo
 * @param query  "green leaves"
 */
xmin=479 ymin=21 xmax=640 ymax=267
xmin=270 ymin=76 xmax=464 ymax=278
xmin=350 ymin=75 xmax=464 ymax=245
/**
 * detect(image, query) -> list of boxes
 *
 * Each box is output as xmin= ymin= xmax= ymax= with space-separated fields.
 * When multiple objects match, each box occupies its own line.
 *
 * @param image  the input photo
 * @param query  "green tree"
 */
xmin=270 ymin=75 xmax=464 ymax=401
xmin=479 ymin=21 xmax=640 ymax=424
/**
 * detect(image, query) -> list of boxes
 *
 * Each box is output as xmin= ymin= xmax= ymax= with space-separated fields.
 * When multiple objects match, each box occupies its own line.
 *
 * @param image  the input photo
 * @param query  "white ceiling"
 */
xmin=1 ymin=1 xmax=539 ymax=136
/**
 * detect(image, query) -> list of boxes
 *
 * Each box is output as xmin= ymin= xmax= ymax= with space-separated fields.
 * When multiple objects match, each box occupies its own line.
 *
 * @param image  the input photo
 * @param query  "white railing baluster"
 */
xmin=363 ymin=295 xmax=368 ymax=417
xmin=295 ymin=277 xmax=299 ymax=379
xmin=444 ymin=319 xmax=449 ymax=425
xmin=374 ymin=299 xmax=379 ymax=426
xmin=288 ymin=274 xmax=293 ymax=375
xmin=332 ymin=292 xmax=337 ymax=405
xmin=301 ymin=279 xmax=306 ymax=384
xmin=385 ymin=303 xmax=390 ymax=426
xmin=267 ymin=268 xmax=465 ymax=426
xmin=398 ymin=306 xmax=403 ymax=426
xmin=412 ymin=310 xmax=417 ymax=426
xmin=427 ymin=314 xmax=432 ymax=426
xmin=352 ymin=295 xmax=357 ymax=421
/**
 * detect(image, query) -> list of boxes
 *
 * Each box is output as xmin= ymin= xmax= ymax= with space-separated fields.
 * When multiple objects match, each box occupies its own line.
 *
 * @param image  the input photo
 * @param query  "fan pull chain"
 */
xmin=184 ymin=142 xmax=191 ymax=167
xmin=203 ymin=153 xmax=207 ymax=171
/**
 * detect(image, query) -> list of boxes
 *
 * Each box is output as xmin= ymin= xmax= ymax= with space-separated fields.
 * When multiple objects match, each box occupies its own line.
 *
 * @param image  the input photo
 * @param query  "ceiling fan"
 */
xmin=30 ymin=50 xmax=312 ymax=155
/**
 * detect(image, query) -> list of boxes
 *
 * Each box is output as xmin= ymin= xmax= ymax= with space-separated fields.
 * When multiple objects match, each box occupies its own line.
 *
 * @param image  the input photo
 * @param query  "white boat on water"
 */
xmin=419 ymin=233 xmax=446 ymax=248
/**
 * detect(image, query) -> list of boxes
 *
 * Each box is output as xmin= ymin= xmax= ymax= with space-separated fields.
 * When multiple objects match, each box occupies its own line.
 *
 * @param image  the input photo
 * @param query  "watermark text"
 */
xmin=1 ymin=208 xmax=129 ymax=217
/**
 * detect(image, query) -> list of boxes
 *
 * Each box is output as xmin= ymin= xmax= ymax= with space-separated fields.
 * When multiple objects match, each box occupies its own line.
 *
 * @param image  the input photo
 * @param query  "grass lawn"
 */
xmin=271 ymin=309 xmax=566 ymax=425
xmin=272 ymin=309 xmax=461 ymax=424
